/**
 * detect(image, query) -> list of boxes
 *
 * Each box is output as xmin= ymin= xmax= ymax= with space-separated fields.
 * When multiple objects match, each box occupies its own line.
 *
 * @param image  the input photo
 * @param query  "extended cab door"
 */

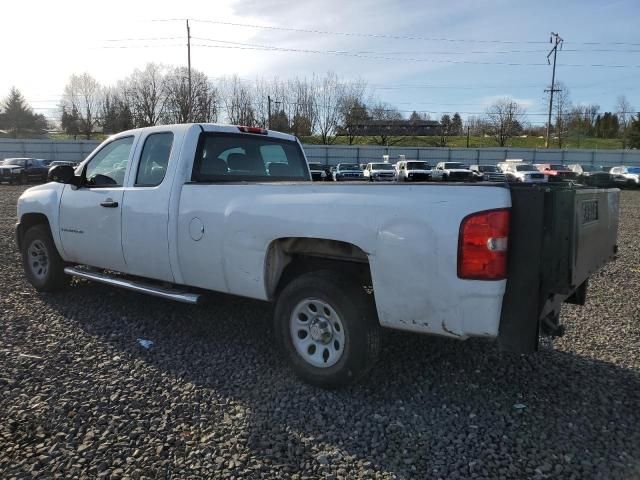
xmin=59 ymin=135 xmax=136 ymax=271
xmin=120 ymin=130 xmax=178 ymax=282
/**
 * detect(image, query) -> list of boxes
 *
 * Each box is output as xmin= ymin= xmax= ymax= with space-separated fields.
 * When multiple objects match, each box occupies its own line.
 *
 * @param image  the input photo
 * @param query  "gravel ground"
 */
xmin=0 ymin=184 xmax=638 ymax=480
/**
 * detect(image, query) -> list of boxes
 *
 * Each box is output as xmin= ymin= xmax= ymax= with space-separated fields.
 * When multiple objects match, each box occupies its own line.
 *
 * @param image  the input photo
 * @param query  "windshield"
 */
xmin=550 ymin=164 xmax=569 ymax=171
xmin=370 ymin=163 xmax=395 ymax=170
xmin=478 ymin=165 xmax=498 ymax=172
xmin=516 ymin=164 xmax=537 ymax=172
xmin=338 ymin=164 xmax=360 ymax=171
xmin=628 ymin=167 xmax=640 ymax=174
xmin=308 ymin=163 xmax=323 ymax=170
xmin=579 ymin=165 xmax=599 ymax=172
xmin=406 ymin=162 xmax=430 ymax=170
xmin=444 ymin=162 xmax=465 ymax=169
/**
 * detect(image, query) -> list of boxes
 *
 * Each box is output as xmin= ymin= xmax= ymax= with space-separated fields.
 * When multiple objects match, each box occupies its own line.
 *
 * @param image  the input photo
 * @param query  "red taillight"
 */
xmin=237 ymin=126 xmax=268 ymax=134
xmin=457 ymin=208 xmax=509 ymax=280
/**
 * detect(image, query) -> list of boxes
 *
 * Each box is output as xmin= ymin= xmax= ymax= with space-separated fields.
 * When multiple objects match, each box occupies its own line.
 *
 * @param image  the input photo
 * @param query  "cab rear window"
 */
xmin=192 ymin=133 xmax=309 ymax=182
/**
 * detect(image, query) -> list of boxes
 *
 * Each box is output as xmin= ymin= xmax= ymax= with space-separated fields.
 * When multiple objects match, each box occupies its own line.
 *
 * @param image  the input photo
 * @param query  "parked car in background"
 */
xmin=567 ymin=164 xmax=614 ymax=187
xmin=0 ymin=158 xmax=49 ymax=184
xmin=363 ymin=162 xmax=396 ymax=182
xmin=534 ymin=163 xmax=577 ymax=182
xmin=431 ymin=162 xmax=473 ymax=182
xmin=307 ymin=162 xmax=327 ymax=181
xmin=332 ymin=163 xmax=364 ymax=181
xmin=469 ymin=165 xmax=507 ymax=182
xmin=498 ymin=162 xmax=548 ymax=183
xmin=396 ymin=160 xmax=432 ymax=182
xmin=609 ymin=166 xmax=640 ymax=188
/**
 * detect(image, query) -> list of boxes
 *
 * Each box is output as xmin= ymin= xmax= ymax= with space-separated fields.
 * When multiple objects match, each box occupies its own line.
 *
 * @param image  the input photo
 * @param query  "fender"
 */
xmin=17 ymin=183 xmax=67 ymax=259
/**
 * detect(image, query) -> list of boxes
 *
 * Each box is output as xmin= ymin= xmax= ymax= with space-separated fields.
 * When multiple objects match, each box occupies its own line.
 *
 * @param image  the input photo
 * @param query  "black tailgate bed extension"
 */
xmin=498 ymin=184 xmax=619 ymax=353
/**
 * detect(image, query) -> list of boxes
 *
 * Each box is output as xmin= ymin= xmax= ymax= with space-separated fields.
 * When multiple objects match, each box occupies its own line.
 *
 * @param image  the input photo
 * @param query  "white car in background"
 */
xmin=363 ymin=162 xmax=396 ymax=181
xmin=498 ymin=161 xmax=548 ymax=183
xmin=431 ymin=162 xmax=473 ymax=182
xmin=396 ymin=160 xmax=432 ymax=182
xmin=609 ymin=165 xmax=640 ymax=187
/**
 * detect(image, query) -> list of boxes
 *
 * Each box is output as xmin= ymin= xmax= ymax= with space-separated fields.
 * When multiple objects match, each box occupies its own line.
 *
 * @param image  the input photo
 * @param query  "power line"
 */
xmin=191 ymin=39 xmax=640 ymax=68
xmin=160 ymin=19 xmax=640 ymax=47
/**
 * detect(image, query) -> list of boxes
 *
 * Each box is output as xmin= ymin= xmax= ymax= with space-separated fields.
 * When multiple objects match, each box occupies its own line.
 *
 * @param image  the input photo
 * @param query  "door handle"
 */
xmin=100 ymin=199 xmax=119 ymax=208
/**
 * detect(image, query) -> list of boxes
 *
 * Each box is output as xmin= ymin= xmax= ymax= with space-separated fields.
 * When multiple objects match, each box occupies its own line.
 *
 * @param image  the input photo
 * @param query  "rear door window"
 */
xmin=192 ymin=133 xmax=309 ymax=182
xmin=135 ymin=132 xmax=173 ymax=187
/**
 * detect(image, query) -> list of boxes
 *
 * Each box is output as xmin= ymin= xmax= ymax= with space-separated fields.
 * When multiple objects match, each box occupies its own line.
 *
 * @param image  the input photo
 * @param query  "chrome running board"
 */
xmin=64 ymin=267 xmax=203 ymax=304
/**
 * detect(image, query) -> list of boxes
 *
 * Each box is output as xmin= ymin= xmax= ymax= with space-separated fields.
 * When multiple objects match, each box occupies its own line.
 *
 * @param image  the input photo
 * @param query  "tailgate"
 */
xmin=498 ymin=184 xmax=619 ymax=353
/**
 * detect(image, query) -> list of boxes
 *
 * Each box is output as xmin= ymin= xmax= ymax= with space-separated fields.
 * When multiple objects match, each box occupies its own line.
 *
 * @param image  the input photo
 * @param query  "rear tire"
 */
xmin=274 ymin=270 xmax=380 ymax=388
xmin=21 ymin=225 xmax=69 ymax=292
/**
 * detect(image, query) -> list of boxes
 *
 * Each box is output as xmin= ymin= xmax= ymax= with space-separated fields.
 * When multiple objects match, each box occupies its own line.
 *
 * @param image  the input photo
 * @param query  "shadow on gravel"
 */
xmin=40 ymin=280 xmax=640 ymax=479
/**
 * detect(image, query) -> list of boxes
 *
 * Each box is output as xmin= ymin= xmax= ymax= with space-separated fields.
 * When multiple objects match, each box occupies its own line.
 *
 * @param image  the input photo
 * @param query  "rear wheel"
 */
xmin=274 ymin=270 xmax=380 ymax=388
xmin=21 ymin=225 xmax=69 ymax=291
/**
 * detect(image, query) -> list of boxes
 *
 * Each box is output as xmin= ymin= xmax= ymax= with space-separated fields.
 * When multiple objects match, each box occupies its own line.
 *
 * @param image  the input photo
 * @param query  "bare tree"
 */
xmin=314 ymin=72 xmax=345 ymax=145
xmin=62 ymin=73 xmax=103 ymax=139
xmin=124 ymin=63 xmax=167 ymax=127
xmin=369 ymin=102 xmax=403 ymax=146
xmin=616 ymin=95 xmax=634 ymax=148
xmin=485 ymin=98 xmax=525 ymax=147
xmin=290 ymin=77 xmax=316 ymax=136
xmin=163 ymin=67 xmax=218 ymax=124
xmin=101 ymin=87 xmax=133 ymax=134
xmin=339 ymin=79 xmax=368 ymax=145
xmin=220 ymin=75 xmax=255 ymax=125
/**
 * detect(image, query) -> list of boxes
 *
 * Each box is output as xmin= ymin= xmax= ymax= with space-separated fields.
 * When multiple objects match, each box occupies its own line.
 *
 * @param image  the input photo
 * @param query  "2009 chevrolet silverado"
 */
xmin=16 ymin=124 xmax=620 ymax=387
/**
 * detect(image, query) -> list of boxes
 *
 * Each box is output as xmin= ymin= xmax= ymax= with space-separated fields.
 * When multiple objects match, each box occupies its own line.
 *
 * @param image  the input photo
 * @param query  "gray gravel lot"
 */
xmin=1 ymin=184 xmax=639 ymax=479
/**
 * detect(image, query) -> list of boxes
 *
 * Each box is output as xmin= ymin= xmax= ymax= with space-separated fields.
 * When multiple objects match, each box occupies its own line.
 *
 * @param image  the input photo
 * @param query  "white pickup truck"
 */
xmin=16 ymin=124 xmax=620 ymax=387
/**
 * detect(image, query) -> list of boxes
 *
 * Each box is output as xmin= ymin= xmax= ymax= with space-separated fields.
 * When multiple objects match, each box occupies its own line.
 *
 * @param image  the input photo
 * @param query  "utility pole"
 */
xmin=545 ymin=32 xmax=563 ymax=148
xmin=466 ymin=126 xmax=470 ymax=148
xmin=267 ymin=95 xmax=272 ymax=128
xmin=186 ymin=19 xmax=192 ymax=123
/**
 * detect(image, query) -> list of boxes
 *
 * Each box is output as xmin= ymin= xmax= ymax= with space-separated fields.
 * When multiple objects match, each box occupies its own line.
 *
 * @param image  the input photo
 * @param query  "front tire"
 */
xmin=274 ymin=270 xmax=380 ymax=388
xmin=21 ymin=225 xmax=69 ymax=291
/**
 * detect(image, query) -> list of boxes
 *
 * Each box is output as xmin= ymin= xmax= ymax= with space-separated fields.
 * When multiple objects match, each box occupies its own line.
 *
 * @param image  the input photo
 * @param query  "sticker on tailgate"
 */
xmin=582 ymin=199 xmax=599 ymax=224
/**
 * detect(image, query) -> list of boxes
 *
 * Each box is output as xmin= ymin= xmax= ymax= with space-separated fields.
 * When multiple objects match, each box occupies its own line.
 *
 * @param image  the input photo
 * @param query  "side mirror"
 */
xmin=48 ymin=165 xmax=77 ymax=184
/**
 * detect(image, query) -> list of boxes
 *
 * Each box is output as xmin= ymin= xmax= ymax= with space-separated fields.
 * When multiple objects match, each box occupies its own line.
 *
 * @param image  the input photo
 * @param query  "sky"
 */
xmin=1 ymin=0 xmax=639 ymax=126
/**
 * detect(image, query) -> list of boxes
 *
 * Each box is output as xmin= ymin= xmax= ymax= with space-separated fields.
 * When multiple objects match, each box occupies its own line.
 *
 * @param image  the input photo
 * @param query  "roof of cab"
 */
xmin=107 ymin=123 xmax=298 ymax=142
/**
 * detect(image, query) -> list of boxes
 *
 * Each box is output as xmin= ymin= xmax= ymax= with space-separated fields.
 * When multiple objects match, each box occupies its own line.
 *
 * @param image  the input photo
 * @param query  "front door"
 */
xmin=59 ymin=135 xmax=136 ymax=272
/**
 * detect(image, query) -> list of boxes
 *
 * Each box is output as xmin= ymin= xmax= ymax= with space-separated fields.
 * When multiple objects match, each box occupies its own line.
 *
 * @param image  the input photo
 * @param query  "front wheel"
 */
xmin=274 ymin=270 xmax=380 ymax=388
xmin=21 ymin=225 xmax=69 ymax=291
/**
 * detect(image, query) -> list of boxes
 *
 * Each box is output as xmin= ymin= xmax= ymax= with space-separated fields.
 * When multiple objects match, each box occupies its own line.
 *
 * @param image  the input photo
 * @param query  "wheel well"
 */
xmin=265 ymin=237 xmax=371 ymax=299
xmin=17 ymin=213 xmax=50 ymax=249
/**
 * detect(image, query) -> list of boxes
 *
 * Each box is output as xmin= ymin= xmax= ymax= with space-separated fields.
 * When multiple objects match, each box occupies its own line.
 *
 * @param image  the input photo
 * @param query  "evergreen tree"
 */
xmin=628 ymin=113 xmax=640 ymax=148
xmin=451 ymin=113 xmax=463 ymax=136
xmin=0 ymin=87 xmax=48 ymax=137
